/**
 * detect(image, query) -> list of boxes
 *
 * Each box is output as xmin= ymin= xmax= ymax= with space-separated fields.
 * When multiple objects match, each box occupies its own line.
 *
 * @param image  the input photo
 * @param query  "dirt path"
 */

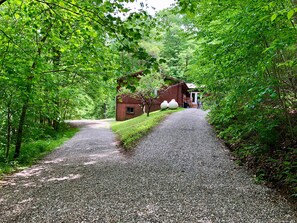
xmin=0 ymin=110 xmax=296 ymax=222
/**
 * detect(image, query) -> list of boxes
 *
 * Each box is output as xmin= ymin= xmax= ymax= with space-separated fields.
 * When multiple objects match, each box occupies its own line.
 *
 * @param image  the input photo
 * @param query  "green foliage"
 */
xmin=136 ymin=72 xmax=165 ymax=101
xmin=179 ymin=0 xmax=297 ymax=196
xmin=250 ymin=147 xmax=297 ymax=196
xmin=111 ymin=108 xmax=183 ymax=150
xmin=2 ymin=0 xmax=295 ymax=198
xmin=140 ymin=10 xmax=195 ymax=80
xmin=119 ymin=71 xmax=165 ymax=116
xmin=0 ymin=0 xmax=154 ymax=159
xmin=0 ymin=126 xmax=78 ymax=175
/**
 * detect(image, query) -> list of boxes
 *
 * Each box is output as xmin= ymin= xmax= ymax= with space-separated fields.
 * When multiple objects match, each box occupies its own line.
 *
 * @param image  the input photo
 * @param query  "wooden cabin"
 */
xmin=116 ymin=71 xmax=193 ymax=121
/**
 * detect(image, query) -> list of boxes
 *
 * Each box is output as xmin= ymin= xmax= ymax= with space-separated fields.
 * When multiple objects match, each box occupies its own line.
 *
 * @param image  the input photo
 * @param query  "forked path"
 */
xmin=0 ymin=109 xmax=296 ymax=222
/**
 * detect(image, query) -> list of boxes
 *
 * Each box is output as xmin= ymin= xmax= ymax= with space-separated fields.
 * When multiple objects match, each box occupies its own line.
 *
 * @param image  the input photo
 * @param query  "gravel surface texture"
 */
xmin=0 ymin=109 xmax=296 ymax=223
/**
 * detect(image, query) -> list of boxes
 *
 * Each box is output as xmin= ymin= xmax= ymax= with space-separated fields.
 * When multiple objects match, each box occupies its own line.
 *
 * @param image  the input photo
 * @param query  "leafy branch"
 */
xmin=0 ymin=29 xmax=34 ymax=59
xmin=0 ymin=0 xmax=7 ymax=6
xmin=34 ymin=0 xmax=129 ymax=47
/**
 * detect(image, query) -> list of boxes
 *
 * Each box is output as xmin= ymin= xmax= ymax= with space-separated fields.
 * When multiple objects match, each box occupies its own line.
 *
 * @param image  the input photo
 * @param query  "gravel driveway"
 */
xmin=0 ymin=109 xmax=296 ymax=223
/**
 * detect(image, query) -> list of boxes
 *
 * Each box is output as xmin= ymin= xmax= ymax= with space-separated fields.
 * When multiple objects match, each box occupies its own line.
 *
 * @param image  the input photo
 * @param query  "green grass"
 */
xmin=0 ymin=127 xmax=79 ymax=176
xmin=111 ymin=108 xmax=184 ymax=150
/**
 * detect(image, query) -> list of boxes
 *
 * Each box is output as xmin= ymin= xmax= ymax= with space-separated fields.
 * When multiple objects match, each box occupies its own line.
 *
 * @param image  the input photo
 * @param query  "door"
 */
xmin=191 ymin=92 xmax=198 ymax=104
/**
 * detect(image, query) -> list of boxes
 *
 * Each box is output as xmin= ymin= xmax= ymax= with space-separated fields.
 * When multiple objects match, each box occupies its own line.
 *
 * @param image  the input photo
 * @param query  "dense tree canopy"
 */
xmin=177 ymin=0 xmax=297 ymax=195
xmin=0 ymin=0 xmax=296 ymax=196
xmin=0 ymin=0 xmax=153 ymax=159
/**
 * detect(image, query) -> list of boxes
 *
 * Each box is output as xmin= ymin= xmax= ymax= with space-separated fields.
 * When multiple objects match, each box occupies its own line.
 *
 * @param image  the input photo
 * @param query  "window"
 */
xmin=126 ymin=107 xmax=134 ymax=114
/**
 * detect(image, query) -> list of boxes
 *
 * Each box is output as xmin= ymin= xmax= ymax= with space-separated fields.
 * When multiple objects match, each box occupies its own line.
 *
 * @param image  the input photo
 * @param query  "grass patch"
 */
xmin=0 ymin=126 xmax=79 ymax=176
xmin=111 ymin=108 xmax=184 ymax=150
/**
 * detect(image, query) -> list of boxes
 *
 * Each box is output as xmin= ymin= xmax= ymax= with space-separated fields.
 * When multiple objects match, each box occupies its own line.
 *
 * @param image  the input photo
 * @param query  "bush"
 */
xmin=0 ymin=126 xmax=78 ymax=176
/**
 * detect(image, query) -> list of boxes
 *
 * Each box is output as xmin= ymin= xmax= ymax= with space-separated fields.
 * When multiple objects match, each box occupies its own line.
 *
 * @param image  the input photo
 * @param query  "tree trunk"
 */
xmin=103 ymin=103 xmax=107 ymax=119
xmin=146 ymin=102 xmax=152 ymax=117
xmin=14 ymin=98 xmax=29 ymax=159
xmin=52 ymin=47 xmax=61 ymax=129
xmin=6 ymin=101 xmax=11 ymax=159
xmin=53 ymin=119 xmax=59 ymax=131
xmin=13 ymin=23 xmax=52 ymax=159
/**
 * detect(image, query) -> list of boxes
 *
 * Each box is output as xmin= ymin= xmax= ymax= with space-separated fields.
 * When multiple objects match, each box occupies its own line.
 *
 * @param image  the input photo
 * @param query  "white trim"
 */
xmin=190 ymin=92 xmax=199 ymax=104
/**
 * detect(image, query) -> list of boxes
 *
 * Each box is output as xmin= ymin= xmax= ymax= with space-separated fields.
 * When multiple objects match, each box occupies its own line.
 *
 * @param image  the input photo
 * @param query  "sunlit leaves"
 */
xmin=271 ymin=13 xmax=278 ymax=22
xmin=0 ymin=0 xmax=156 ymax=158
xmin=179 ymin=0 xmax=297 ymax=196
xmin=287 ymin=9 xmax=295 ymax=20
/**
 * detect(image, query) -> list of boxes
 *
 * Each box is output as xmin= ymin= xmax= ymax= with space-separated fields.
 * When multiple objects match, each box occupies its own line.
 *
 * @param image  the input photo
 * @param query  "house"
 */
xmin=116 ymin=71 xmax=199 ymax=121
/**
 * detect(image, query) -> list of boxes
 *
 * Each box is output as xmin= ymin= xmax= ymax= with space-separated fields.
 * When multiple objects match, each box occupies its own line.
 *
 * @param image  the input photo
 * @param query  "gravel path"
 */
xmin=0 ymin=109 xmax=296 ymax=223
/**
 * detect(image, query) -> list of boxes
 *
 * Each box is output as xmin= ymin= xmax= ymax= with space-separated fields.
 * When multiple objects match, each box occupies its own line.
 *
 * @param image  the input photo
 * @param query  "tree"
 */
xmin=178 ymin=0 xmax=297 ymax=195
xmin=139 ymin=9 xmax=195 ymax=80
xmin=119 ymin=71 xmax=165 ymax=117
xmin=0 ymin=0 xmax=154 ymax=159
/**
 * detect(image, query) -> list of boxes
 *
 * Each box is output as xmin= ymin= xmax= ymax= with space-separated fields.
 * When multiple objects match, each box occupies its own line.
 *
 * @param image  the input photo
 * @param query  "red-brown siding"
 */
xmin=116 ymin=83 xmax=189 ymax=121
xmin=116 ymin=103 xmax=143 ymax=121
